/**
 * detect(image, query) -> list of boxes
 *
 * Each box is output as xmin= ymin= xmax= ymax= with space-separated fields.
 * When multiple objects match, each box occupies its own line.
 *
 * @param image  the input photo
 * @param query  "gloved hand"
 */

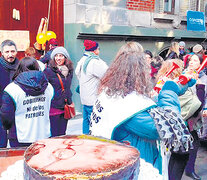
xmin=187 ymin=78 xmax=196 ymax=87
xmin=161 ymin=80 xmax=189 ymax=96
xmin=178 ymin=68 xmax=198 ymax=86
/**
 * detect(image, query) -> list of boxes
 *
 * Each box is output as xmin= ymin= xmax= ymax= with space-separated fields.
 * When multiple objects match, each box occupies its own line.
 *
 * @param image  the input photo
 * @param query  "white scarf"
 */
xmin=57 ymin=65 xmax=69 ymax=77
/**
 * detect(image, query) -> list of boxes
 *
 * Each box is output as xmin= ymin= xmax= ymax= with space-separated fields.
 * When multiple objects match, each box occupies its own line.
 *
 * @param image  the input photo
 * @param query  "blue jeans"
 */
xmin=82 ymin=105 xmax=93 ymax=134
xmin=0 ymin=120 xmax=7 ymax=148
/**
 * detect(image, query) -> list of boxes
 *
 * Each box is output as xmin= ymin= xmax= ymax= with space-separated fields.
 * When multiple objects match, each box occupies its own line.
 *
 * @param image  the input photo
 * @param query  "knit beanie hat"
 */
xmin=192 ymin=44 xmax=203 ymax=53
xmin=51 ymin=46 xmax=70 ymax=60
xmin=179 ymin=41 xmax=185 ymax=47
xmin=84 ymin=40 xmax=99 ymax=51
xmin=48 ymin=38 xmax=58 ymax=46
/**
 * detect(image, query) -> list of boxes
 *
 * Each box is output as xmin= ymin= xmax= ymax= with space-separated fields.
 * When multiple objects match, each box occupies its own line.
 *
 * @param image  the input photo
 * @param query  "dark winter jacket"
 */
xmin=39 ymin=48 xmax=55 ymax=64
xmin=0 ymin=56 xmax=19 ymax=106
xmin=44 ymin=66 xmax=73 ymax=109
xmin=0 ymin=71 xmax=50 ymax=139
xmin=165 ymin=51 xmax=179 ymax=60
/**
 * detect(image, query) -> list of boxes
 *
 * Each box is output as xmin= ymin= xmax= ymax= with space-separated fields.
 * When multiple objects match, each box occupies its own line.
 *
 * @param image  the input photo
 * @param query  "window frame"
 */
xmin=164 ymin=0 xmax=175 ymax=14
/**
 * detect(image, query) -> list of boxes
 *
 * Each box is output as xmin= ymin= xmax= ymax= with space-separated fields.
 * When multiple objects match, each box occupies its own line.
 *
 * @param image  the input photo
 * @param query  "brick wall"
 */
xmin=126 ymin=0 xmax=155 ymax=12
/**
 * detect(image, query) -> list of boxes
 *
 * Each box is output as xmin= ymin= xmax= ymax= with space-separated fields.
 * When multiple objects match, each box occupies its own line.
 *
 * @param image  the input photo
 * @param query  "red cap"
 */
xmin=48 ymin=38 xmax=58 ymax=46
xmin=84 ymin=40 xmax=98 ymax=51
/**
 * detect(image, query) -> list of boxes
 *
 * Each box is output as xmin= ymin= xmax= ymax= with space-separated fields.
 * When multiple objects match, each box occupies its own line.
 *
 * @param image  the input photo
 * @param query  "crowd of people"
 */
xmin=0 ymin=38 xmax=207 ymax=180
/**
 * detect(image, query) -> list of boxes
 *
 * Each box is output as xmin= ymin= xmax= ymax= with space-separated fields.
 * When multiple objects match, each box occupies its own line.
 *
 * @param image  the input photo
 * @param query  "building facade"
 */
xmin=64 ymin=0 xmax=207 ymax=112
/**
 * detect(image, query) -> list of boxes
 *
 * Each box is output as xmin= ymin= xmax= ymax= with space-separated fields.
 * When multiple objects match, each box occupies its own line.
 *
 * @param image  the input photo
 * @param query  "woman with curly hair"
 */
xmin=90 ymin=42 xmax=195 ymax=178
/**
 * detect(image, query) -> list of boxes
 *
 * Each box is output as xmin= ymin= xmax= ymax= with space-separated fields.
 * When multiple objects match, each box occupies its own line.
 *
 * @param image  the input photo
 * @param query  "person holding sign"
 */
xmin=0 ymin=57 xmax=54 ymax=147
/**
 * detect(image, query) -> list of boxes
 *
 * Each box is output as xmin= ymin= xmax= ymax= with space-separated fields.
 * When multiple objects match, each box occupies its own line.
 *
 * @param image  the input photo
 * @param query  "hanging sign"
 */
xmin=187 ymin=10 xmax=206 ymax=31
xmin=0 ymin=30 xmax=30 ymax=51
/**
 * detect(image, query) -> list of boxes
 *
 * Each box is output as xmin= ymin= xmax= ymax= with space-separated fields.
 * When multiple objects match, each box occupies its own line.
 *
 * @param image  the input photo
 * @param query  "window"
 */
xmin=164 ymin=0 xmax=175 ymax=14
xmin=189 ymin=0 xmax=200 ymax=11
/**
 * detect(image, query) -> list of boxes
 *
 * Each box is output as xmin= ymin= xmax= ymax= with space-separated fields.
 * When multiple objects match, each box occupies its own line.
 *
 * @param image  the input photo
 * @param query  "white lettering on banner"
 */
xmin=23 ymin=95 xmax=46 ymax=119
xmin=25 ymin=111 xmax=44 ymax=119
xmin=189 ymin=18 xmax=204 ymax=25
xmin=95 ymin=99 xmax=104 ymax=113
xmin=23 ymin=97 xmax=46 ymax=105
xmin=90 ymin=100 xmax=104 ymax=128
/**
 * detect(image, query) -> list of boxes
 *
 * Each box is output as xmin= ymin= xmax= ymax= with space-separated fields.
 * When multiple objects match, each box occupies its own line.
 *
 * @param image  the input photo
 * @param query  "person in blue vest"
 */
xmin=0 ymin=39 xmax=19 ymax=148
xmin=90 ymin=42 xmax=195 ymax=177
xmin=0 ymin=57 xmax=54 ymax=147
xmin=44 ymin=46 xmax=73 ymax=137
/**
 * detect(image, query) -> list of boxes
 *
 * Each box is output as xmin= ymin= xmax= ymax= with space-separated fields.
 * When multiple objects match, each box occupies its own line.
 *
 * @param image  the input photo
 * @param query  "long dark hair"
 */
xmin=49 ymin=57 xmax=73 ymax=74
xmin=12 ymin=57 xmax=40 ymax=80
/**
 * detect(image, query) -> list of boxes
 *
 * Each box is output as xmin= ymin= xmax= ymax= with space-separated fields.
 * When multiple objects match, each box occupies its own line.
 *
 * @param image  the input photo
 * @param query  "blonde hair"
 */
xmin=166 ymin=42 xmax=180 ymax=58
xmin=25 ymin=47 xmax=36 ymax=58
xmin=156 ymin=59 xmax=184 ymax=82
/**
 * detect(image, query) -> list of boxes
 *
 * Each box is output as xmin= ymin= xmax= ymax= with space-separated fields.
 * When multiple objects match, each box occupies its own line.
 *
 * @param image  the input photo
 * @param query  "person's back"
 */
xmin=75 ymin=40 xmax=108 ymax=134
xmin=77 ymin=53 xmax=108 ymax=105
xmin=0 ymin=57 xmax=54 ymax=147
xmin=90 ymin=42 xmax=195 ymax=178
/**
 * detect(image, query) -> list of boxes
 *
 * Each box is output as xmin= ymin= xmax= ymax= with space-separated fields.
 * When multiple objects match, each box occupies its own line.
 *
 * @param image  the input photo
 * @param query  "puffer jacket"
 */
xmin=111 ymin=81 xmax=185 ymax=174
xmin=165 ymin=51 xmax=179 ymax=60
xmin=44 ymin=66 xmax=73 ymax=109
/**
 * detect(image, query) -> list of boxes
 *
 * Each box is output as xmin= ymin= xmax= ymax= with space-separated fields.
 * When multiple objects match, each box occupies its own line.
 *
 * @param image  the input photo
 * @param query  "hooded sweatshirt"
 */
xmin=0 ymin=71 xmax=54 ymax=143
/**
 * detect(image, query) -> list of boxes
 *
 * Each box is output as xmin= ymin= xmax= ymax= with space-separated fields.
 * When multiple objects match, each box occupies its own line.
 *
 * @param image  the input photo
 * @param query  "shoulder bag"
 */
xmin=56 ymin=73 xmax=76 ymax=119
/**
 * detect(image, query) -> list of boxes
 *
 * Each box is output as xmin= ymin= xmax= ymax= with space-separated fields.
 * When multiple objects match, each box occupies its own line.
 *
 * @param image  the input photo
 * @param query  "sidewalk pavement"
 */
xmin=182 ymin=145 xmax=207 ymax=180
xmin=66 ymin=113 xmax=83 ymax=135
